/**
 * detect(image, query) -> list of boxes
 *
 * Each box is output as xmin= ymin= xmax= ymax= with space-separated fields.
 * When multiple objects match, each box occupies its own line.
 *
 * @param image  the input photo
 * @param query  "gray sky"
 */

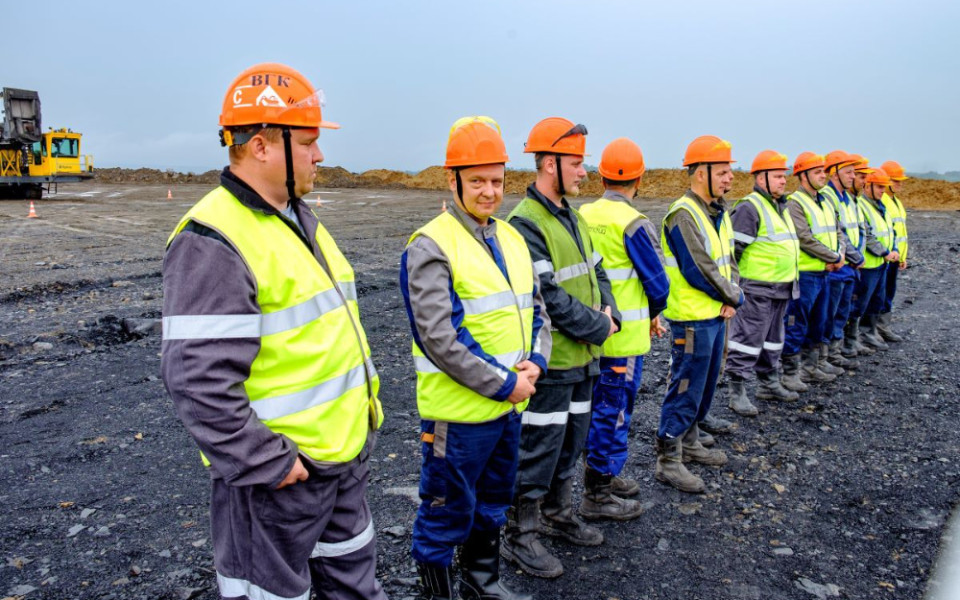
xmin=7 ymin=0 xmax=957 ymax=174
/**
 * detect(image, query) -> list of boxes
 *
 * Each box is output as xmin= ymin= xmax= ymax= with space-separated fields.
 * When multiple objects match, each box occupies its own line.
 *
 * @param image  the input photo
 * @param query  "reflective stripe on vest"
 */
xmin=733 ymin=192 xmax=799 ymax=283
xmin=165 ymin=187 xmax=381 ymax=465
xmin=661 ymin=195 xmax=735 ymax=322
xmin=508 ymin=198 xmax=601 ymax=369
xmin=859 ymin=195 xmax=895 ymax=269
xmin=882 ymin=192 xmax=908 ymax=261
xmin=580 ymin=197 xmax=653 ymax=357
xmin=408 ymin=211 xmax=535 ymax=423
xmin=821 ymin=185 xmax=862 ymax=249
xmin=788 ymin=189 xmax=838 ymax=272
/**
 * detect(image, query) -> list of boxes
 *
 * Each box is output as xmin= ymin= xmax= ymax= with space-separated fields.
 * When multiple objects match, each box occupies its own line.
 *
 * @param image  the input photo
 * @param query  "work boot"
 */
xmin=842 ymin=320 xmax=860 ymax=358
xmin=780 ymin=353 xmax=809 ymax=392
xmin=828 ymin=339 xmax=858 ymax=370
xmin=417 ymin=562 xmax=456 ymax=600
xmin=501 ymin=499 xmax=563 ymax=579
xmin=610 ymin=475 xmax=640 ymax=498
xmin=459 ymin=529 xmax=532 ymax=600
xmin=817 ymin=343 xmax=845 ymax=376
xmin=755 ymin=370 xmax=799 ymax=402
xmin=800 ymin=346 xmax=836 ymax=383
xmin=860 ymin=315 xmax=889 ymax=351
xmin=727 ymin=375 xmax=758 ymax=416
xmin=540 ymin=478 xmax=603 ymax=546
xmin=699 ymin=413 xmax=736 ymax=435
xmin=655 ymin=436 xmax=705 ymax=494
xmin=579 ymin=467 xmax=644 ymax=521
xmin=877 ymin=312 xmax=903 ymax=343
xmin=848 ymin=318 xmax=876 ymax=355
xmin=699 ymin=429 xmax=716 ymax=447
xmin=681 ymin=424 xmax=728 ymax=466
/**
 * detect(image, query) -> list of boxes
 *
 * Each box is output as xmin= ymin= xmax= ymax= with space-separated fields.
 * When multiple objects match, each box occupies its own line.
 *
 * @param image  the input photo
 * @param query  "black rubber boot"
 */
xmin=540 ymin=478 xmax=603 ymax=546
xmin=817 ymin=343 xmax=845 ymax=376
xmin=842 ymin=319 xmax=860 ymax=358
xmin=860 ymin=315 xmax=889 ymax=351
xmin=756 ymin=369 xmax=799 ymax=401
xmin=417 ymin=561 xmax=457 ymax=600
xmin=579 ymin=467 xmax=644 ymax=521
xmin=727 ymin=375 xmax=758 ymax=416
xmin=459 ymin=529 xmax=532 ymax=600
xmin=828 ymin=339 xmax=858 ymax=369
xmin=780 ymin=352 xmax=809 ymax=392
xmin=655 ymin=436 xmax=704 ymax=494
xmin=801 ymin=346 xmax=836 ymax=383
xmin=877 ymin=312 xmax=903 ymax=342
xmin=501 ymin=499 xmax=563 ymax=579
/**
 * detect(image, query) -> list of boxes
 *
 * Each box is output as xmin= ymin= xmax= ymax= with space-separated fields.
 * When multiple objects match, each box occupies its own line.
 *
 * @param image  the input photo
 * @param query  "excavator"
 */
xmin=0 ymin=87 xmax=93 ymax=199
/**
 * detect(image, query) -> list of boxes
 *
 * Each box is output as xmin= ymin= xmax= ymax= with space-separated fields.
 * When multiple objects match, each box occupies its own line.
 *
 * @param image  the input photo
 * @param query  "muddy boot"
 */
xmin=877 ymin=312 xmax=903 ymax=343
xmin=501 ymin=499 xmax=563 ymax=579
xmin=727 ymin=375 xmax=758 ymax=416
xmin=755 ymin=370 xmax=798 ymax=402
xmin=655 ymin=436 xmax=705 ymax=494
xmin=817 ymin=343 xmax=845 ymax=376
xmin=540 ymin=478 xmax=603 ymax=546
xmin=610 ymin=475 xmax=640 ymax=498
xmin=699 ymin=428 xmax=716 ymax=447
xmin=681 ymin=424 xmax=728 ymax=466
xmin=860 ymin=315 xmax=889 ymax=351
xmin=849 ymin=318 xmax=876 ymax=355
xmin=459 ymin=529 xmax=532 ymax=600
xmin=828 ymin=339 xmax=858 ymax=370
xmin=780 ymin=353 xmax=809 ymax=392
xmin=842 ymin=320 xmax=861 ymax=358
xmin=417 ymin=562 xmax=457 ymax=600
xmin=699 ymin=413 xmax=736 ymax=435
xmin=579 ymin=467 xmax=644 ymax=521
xmin=801 ymin=346 xmax=836 ymax=383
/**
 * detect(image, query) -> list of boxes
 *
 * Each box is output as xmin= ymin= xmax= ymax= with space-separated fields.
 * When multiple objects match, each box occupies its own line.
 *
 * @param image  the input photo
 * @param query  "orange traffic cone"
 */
xmin=27 ymin=201 xmax=38 ymax=218
xmin=167 ymin=189 xmax=172 ymax=199
xmin=441 ymin=198 xmax=447 ymax=213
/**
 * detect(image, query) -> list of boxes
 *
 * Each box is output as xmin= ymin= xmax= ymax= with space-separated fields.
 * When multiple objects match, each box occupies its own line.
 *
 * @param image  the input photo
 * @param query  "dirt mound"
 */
xmin=94 ymin=167 xmax=220 ymax=185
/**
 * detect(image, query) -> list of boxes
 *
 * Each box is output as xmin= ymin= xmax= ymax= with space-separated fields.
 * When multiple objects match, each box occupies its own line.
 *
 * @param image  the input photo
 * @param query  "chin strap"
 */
xmin=281 ymin=126 xmax=297 ymax=204
xmin=555 ymin=154 xmax=566 ymax=197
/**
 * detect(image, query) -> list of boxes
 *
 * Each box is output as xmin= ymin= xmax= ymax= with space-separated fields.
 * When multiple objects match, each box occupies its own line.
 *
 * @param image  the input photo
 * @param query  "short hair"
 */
xmin=687 ymin=164 xmax=699 ymax=176
xmin=228 ymin=126 xmax=283 ymax=162
xmin=534 ymin=152 xmax=550 ymax=171
xmin=602 ymin=177 xmax=639 ymax=189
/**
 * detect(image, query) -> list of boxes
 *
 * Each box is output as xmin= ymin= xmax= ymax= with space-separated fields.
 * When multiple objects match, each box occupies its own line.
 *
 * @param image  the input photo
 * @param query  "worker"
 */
xmin=819 ymin=151 xmax=865 ymax=371
xmin=401 ymin=116 xmax=548 ymax=600
xmin=877 ymin=160 xmax=910 ymax=342
xmin=656 ymin=135 xmax=741 ymax=494
xmin=160 ymin=63 xmax=386 ymax=600
xmin=850 ymin=167 xmax=900 ymax=350
xmin=782 ymin=152 xmax=845 ymax=388
xmin=724 ymin=150 xmax=800 ymax=417
xmin=579 ymin=137 xmax=669 ymax=519
xmin=502 ymin=117 xmax=619 ymax=578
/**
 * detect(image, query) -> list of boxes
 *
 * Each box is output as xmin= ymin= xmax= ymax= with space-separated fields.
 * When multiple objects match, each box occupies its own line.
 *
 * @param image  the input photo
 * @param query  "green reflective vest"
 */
xmin=858 ymin=195 xmax=896 ymax=269
xmin=661 ymin=195 xmax=735 ymax=322
xmin=788 ymin=189 xmax=839 ymax=272
xmin=167 ymin=186 xmax=382 ymax=465
xmin=732 ymin=192 xmax=799 ymax=283
xmin=408 ymin=212 xmax=535 ymax=423
xmin=579 ymin=197 xmax=651 ymax=357
xmin=881 ymin=192 xmax=908 ymax=262
xmin=820 ymin=185 xmax=862 ymax=250
xmin=508 ymin=197 xmax=601 ymax=369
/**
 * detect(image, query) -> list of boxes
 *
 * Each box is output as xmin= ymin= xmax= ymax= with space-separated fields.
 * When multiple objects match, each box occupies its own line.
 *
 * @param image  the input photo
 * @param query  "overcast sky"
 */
xmin=6 ymin=0 xmax=957 ymax=174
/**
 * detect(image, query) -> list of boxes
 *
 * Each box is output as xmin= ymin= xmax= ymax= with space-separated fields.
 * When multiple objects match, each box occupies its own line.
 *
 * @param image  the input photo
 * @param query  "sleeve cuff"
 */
xmin=490 ymin=370 xmax=518 ymax=402
xmin=529 ymin=353 xmax=548 ymax=376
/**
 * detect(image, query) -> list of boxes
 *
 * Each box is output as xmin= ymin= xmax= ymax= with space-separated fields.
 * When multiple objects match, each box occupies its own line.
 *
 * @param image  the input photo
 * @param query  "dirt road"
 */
xmin=1 ymin=183 xmax=959 ymax=599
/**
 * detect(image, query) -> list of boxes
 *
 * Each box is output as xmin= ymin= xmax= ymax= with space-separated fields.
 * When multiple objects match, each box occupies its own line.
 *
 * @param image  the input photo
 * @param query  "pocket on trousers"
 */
xmin=255 ymin=480 xmax=322 ymax=524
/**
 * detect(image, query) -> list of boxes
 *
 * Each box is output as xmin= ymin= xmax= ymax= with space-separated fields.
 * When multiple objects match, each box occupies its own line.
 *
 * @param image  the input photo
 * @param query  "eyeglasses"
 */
xmin=449 ymin=115 xmax=501 ymax=140
xmin=550 ymin=123 xmax=588 ymax=148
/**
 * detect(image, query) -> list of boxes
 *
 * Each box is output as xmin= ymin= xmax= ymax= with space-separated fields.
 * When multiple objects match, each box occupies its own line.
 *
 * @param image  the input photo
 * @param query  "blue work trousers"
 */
xmin=882 ymin=261 xmax=900 ymax=313
xmin=412 ymin=410 xmax=521 ymax=567
xmin=851 ymin=264 xmax=888 ymax=319
xmin=784 ymin=271 xmax=828 ymax=355
xmin=586 ymin=356 xmax=643 ymax=476
xmin=659 ymin=318 xmax=726 ymax=439
xmin=826 ymin=276 xmax=857 ymax=342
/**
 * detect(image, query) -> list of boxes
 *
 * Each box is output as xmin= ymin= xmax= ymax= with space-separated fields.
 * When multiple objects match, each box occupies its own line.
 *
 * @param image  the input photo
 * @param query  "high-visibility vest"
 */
xmin=858 ymin=195 xmax=896 ymax=269
xmin=407 ymin=212 xmax=535 ymax=423
xmin=882 ymin=192 xmax=908 ymax=261
xmin=508 ymin=198 xmax=602 ymax=369
xmin=579 ymin=197 xmax=651 ymax=357
xmin=732 ymin=192 xmax=799 ymax=283
xmin=165 ymin=186 xmax=382 ymax=465
xmin=788 ymin=189 xmax=839 ymax=272
xmin=661 ymin=195 xmax=735 ymax=322
xmin=821 ymin=185 xmax=862 ymax=250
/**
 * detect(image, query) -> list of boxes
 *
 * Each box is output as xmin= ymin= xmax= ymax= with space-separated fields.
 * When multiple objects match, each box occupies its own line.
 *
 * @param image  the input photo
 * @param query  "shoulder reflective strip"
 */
xmin=604 ymin=267 xmax=637 ymax=281
xmin=896 ymin=236 xmax=908 ymax=243
xmin=715 ymin=255 xmax=733 ymax=267
xmin=592 ymin=251 xmax=602 ymax=266
xmin=762 ymin=341 xmax=784 ymax=351
xmin=521 ymin=410 xmax=568 ymax=426
xmin=310 ymin=519 xmax=375 ymax=558
xmin=728 ymin=340 xmax=761 ymax=356
xmin=516 ymin=293 xmax=534 ymax=310
xmin=533 ymin=259 xmax=554 ymax=275
xmin=414 ymin=350 xmax=525 ymax=374
xmin=217 ymin=573 xmax=309 ymax=600
xmin=339 ymin=281 xmax=358 ymax=302
xmin=620 ymin=308 xmax=651 ymax=322
xmin=734 ymin=232 xmax=757 ymax=244
xmin=569 ymin=400 xmax=591 ymax=414
xmin=554 ymin=262 xmax=590 ymax=283
xmin=663 ymin=256 xmax=679 ymax=268
xmin=461 ymin=290 xmax=519 ymax=315
xmin=250 ymin=362 xmax=369 ymax=421
xmin=260 ymin=288 xmax=346 ymax=336
xmin=681 ymin=202 xmax=714 ymax=256
xmin=162 ymin=314 xmax=260 ymax=340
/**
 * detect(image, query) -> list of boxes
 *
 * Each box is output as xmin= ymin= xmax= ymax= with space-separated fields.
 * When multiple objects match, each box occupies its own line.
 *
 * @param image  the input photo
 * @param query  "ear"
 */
xmin=446 ymin=169 xmax=457 ymax=193
xmin=247 ymin=134 xmax=270 ymax=162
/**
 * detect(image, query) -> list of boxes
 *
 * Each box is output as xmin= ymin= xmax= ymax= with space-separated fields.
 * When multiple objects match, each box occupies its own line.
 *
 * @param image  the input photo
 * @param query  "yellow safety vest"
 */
xmin=788 ymin=189 xmax=839 ymax=272
xmin=882 ymin=192 xmax=908 ymax=262
xmin=166 ymin=186 xmax=382 ymax=465
xmin=408 ymin=212 xmax=535 ymax=423
xmin=858 ymin=195 xmax=896 ymax=269
xmin=733 ymin=192 xmax=799 ymax=283
xmin=821 ymin=185 xmax=861 ymax=250
xmin=661 ymin=195 xmax=735 ymax=322
xmin=579 ymin=197 xmax=651 ymax=357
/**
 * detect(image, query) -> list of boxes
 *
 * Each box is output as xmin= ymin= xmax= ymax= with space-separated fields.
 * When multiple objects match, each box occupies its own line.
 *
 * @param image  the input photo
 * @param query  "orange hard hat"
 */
xmin=523 ymin=117 xmax=588 ymax=155
xmin=792 ymin=152 xmax=825 ymax=175
xmin=847 ymin=153 xmax=875 ymax=174
xmin=880 ymin=160 xmax=908 ymax=181
xmin=824 ymin=150 xmax=857 ymax=172
xmin=444 ymin=116 xmax=509 ymax=169
xmin=598 ymin=137 xmax=645 ymax=181
xmin=865 ymin=168 xmax=892 ymax=187
xmin=683 ymin=135 xmax=735 ymax=167
xmin=750 ymin=150 xmax=789 ymax=174
xmin=219 ymin=63 xmax=339 ymax=130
